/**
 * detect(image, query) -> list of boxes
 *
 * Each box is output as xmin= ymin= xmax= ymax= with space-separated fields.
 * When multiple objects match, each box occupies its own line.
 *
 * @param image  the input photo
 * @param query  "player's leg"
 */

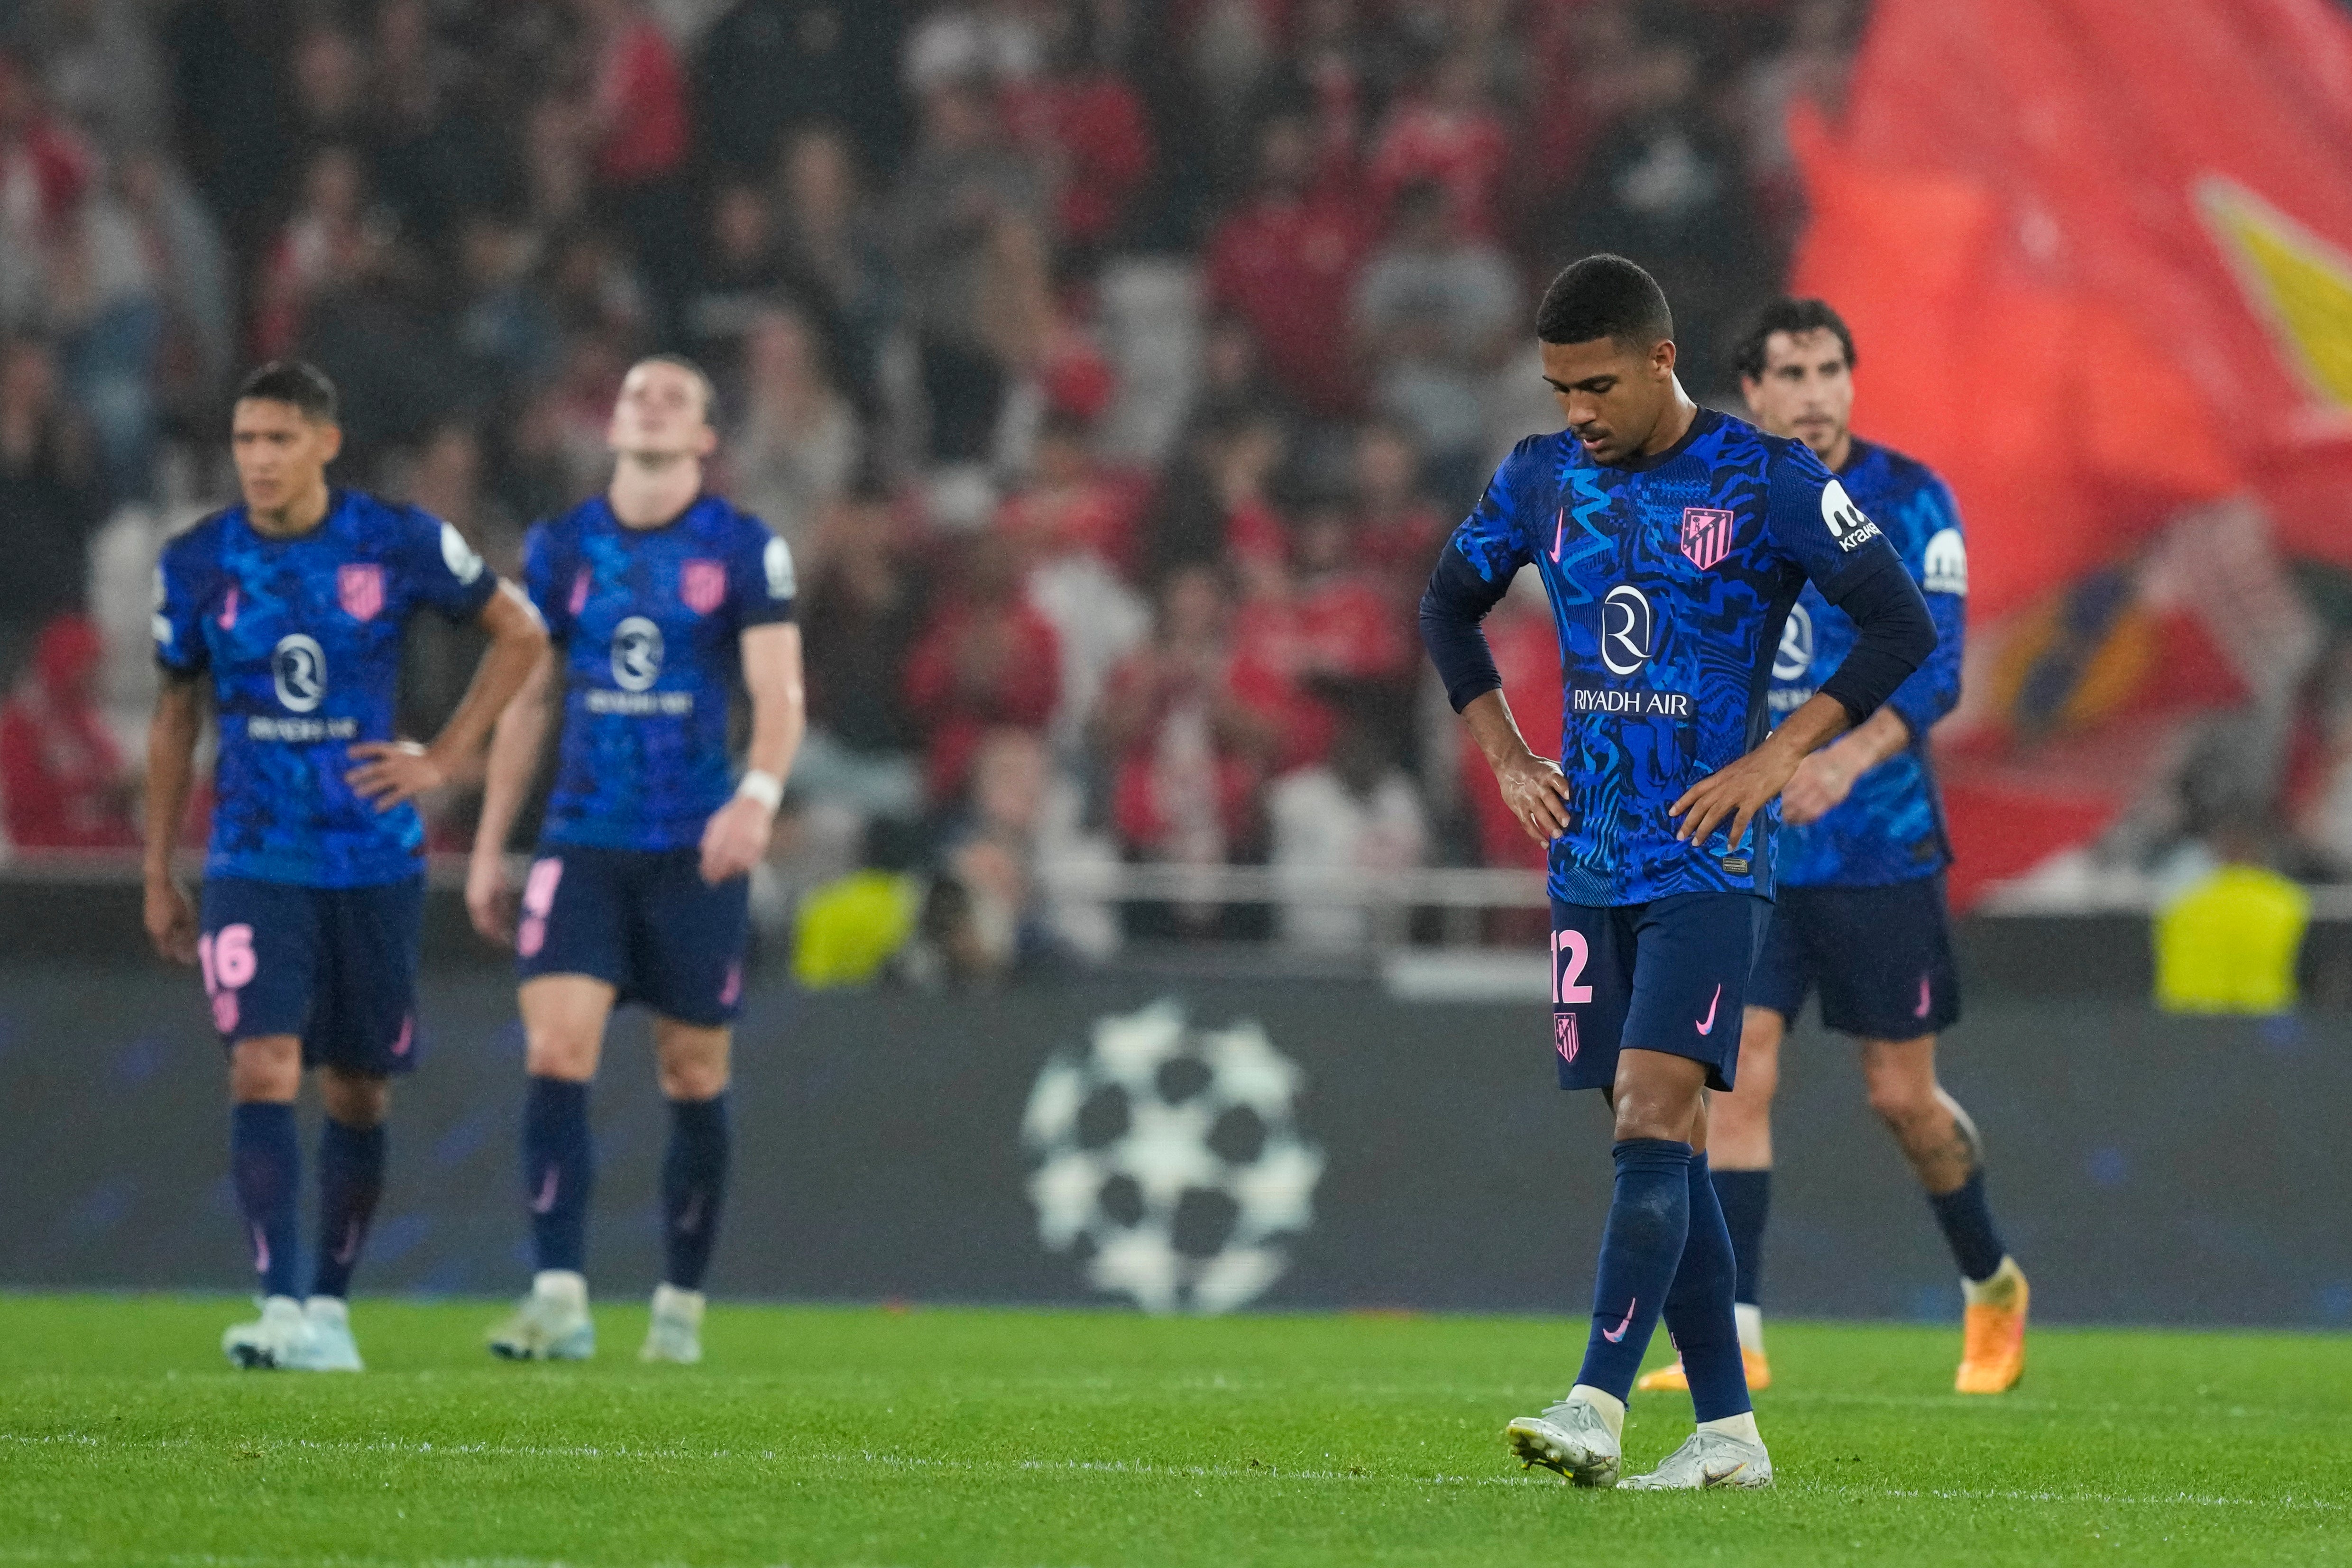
xmin=1615 ymin=893 xmax=1774 ymax=1491
xmin=643 ymin=1017 xmax=731 ymax=1364
xmin=1640 ymin=984 xmax=1789 ymax=1393
xmin=492 ymin=849 xmax=627 ymax=1360
xmin=634 ymin=850 xmax=752 ymax=1364
xmin=291 ymin=876 xmax=424 ymax=1371
xmin=203 ymin=880 xmax=319 ymax=1369
xmin=487 ymin=973 xmax=615 ymax=1360
xmin=1857 ymin=1033 xmax=2028 ymax=1392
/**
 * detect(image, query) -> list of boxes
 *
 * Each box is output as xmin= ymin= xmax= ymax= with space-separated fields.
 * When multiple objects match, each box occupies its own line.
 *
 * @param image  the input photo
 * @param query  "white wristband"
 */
xmin=736 ymin=769 xmax=783 ymax=811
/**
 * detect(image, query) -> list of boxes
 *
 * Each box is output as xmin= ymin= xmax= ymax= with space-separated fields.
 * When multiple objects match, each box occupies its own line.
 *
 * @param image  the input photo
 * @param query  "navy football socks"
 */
xmin=1574 ymin=1138 xmax=1692 ymax=1403
xmin=523 ymin=1076 xmax=594 ymax=1274
xmin=1661 ymin=1153 xmax=1753 ymax=1421
xmin=1928 ymin=1167 xmax=2009 ymax=1283
xmin=1711 ymin=1167 xmax=1771 ymax=1308
xmin=310 ymin=1119 xmax=386 ymax=1300
xmin=661 ymin=1094 xmax=731 ymax=1291
xmin=230 ymin=1102 xmax=302 ymax=1300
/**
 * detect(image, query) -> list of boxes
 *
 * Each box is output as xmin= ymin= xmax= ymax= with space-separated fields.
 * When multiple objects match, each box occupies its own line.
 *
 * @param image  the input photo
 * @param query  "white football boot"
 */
xmin=1506 ymin=1395 xmax=1623 ymax=1488
xmin=283 ymin=1297 xmax=365 ymax=1371
xmin=487 ymin=1271 xmax=596 ymax=1361
xmin=222 ymin=1295 xmax=314 ymax=1370
xmin=1618 ymin=1429 xmax=1775 ymax=1490
xmin=639 ymin=1284 xmax=705 ymax=1365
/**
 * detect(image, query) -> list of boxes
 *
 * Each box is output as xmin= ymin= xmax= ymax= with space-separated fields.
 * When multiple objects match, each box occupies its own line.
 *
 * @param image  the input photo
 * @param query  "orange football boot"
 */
xmin=1954 ymin=1259 xmax=2029 ymax=1394
xmin=1634 ymin=1347 xmax=1771 ymax=1394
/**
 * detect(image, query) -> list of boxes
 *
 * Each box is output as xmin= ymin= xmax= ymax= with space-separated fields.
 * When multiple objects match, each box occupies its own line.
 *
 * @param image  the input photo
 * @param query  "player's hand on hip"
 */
xmin=1779 ymin=747 xmax=1857 ymax=827
xmin=144 ymin=878 xmax=199 ymax=966
xmin=345 ymin=740 xmax=447 ymax=810
xmin=465 ymin=851 xmax=517 ymax=948
xmin=1494 ymin=751 xmax=1573 ymax=844
xmin=699 ymin=794 xmax=775 ymax=885
xmin=1671 ymin=738 xmax=1802 ymax=853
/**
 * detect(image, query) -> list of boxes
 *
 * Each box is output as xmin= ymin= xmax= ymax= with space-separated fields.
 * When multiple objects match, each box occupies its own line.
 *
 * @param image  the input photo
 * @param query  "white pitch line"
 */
xmin=5 ymin=1430 xmax=2348 ymax=1513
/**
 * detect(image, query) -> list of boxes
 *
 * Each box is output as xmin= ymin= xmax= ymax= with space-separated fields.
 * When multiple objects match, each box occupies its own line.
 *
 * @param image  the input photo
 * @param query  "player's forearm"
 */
xmin=471 ymin=654 xmax=553 ymax=859
xmin=431 ymin=583 xmax=549 ymax=778
xmin=740 ymin=624 xmax=807 ymax=782
xmin=141 ymin=682 xmax=203 ymax=883
xmin=1461 ymin=688 xmax=1543 ymax=774
xmin=1764 ymin=692 xmax=1856 ymax=766
xmin=1820 ymin=704 xmax=1912 ymax=782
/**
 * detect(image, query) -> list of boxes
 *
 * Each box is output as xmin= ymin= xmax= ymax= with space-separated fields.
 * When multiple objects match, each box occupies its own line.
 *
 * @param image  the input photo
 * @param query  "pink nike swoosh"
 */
xmin=1695 ymin=984 xmax=1723 ymax=1036
xmin=1601 ymin=1299 xmax=1636 ymax=1343
xmin=331 ymin=1219 xmax=362 ymax=1267
xmin=1549 ymin=508 xmax=1566 ymax=562
xmin=1915 ymin=976 xmax=1933 ymax=1019
xmin=530 ymin=1168 xmax=559 ymax=1216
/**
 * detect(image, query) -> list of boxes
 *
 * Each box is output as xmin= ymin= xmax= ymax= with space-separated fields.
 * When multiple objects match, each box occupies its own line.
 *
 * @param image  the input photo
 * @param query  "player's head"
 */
xmin=1736 ymin=297 xmax=1856 ymax=463
xmin=230 ymin=359 xmax=342 ymax=516
xmin=1534 ymin=255 xmax=1678 ymax=466
xmin=607 ymin=354 xmax=719 ymax=463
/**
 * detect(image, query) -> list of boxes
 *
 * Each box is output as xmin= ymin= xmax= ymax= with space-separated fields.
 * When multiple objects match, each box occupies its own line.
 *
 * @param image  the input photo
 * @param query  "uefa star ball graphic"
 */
xmin=1022 ymin=999 xmax=1325 ymax=1315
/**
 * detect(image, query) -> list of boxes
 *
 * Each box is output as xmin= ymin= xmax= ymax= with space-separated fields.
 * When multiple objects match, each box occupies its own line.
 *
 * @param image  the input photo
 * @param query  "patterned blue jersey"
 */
xmin=526 ymin=494 xmax=795 ymax=852
xmin=1446 ymin=410 xmax=1907 ymax=905
xmin=153 ymin=490 xmax=496 ymax=887
xmin=1769 ymin=439 xmax=1966 ymax=887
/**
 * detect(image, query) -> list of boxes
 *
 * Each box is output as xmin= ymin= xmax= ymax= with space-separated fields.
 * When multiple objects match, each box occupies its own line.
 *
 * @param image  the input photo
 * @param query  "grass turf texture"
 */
xmin=2 ymin=1297 xmax=2347 ymax=1568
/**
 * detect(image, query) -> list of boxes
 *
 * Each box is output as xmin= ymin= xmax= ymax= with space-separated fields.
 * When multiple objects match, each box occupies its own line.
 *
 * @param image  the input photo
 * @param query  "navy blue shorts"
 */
xmin=198 ymin=877 xmax=425 ymax=1075
xmin=1748 ymin=874 xmax=1962 ymax=1040
xmin=515 ymin=845 xmax=749 ymax=1027
xmin=1549 ymin=892 xmax=1772 ymax=1093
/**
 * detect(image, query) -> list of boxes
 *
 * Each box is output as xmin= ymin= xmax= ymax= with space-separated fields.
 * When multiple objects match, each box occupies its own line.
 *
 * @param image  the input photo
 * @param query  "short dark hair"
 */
xmin=236 ymin=359 xmax=338 ymax=422
xmin=1536 ymin=255 xmax=1673 ymax=349
xmin=1733 ymin=298 xmax=1857 ymax=383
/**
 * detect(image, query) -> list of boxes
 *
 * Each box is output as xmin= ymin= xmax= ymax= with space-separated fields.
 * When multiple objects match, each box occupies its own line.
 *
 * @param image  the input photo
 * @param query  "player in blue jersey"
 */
xmin=1638 ymin=301 xmax=2027 ymax=1399
xmin=1421 ymin=257 xmax=1936 ymax=1489
xmin=143 ymin=360 xmax=548 ymax=1370
xmin=466 ymin=356 xmax=806 ymax=1365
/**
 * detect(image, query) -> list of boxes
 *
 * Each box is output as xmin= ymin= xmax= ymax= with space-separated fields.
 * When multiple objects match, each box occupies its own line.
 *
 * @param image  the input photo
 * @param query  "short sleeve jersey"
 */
xmin=1768 ymin=440 xmax=1968 ymax=887
xmin=1443 ymin=410 xmax=1905 ymax=905
xmin=152 ymin=490 xmax=496 ymax=887
xmin=525 ymin=493 xmax=796 ymax=852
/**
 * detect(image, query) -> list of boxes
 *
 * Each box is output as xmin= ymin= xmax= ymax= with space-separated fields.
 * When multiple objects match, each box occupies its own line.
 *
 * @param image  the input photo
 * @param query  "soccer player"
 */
xmin=466 ymin=355 xmax=805 ymax=1365
xmin=1420 ymin=257 xmax=1935 ymax=1489
xmin=144 ymin=360 xmax=548 ymax=1370
xmin=1638 ymin=300 xmax=2027 ymax=1398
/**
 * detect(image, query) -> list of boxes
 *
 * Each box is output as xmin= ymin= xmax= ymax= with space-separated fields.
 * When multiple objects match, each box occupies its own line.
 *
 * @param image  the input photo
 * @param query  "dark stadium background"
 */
xmin=3 ymin=0 xmax=2351 ymax=1327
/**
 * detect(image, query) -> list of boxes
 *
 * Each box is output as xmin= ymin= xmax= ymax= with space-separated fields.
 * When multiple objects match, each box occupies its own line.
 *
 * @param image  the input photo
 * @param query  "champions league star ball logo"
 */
xmin=1022 ymin=999 xmax=1324 ymax=1315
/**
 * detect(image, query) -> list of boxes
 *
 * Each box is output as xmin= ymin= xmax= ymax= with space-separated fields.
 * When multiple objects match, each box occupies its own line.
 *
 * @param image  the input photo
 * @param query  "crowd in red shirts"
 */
xmin=0 ymin=0 xmax=1870 ymax=945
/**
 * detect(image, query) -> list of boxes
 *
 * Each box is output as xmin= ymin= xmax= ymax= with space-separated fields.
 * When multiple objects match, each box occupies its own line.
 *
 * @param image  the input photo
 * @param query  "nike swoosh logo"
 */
xmin=331 ymin=1219 xmax=363 ymax=1267
xmin=530 ymin=1169 xmax=559 ymax=1216
xmin=1695 ymin=984 xmax=1723 ymax=1036
xmin=1601 ymin=1299 xmax=1636 ymax=1343
xmin=1549 ymin=508 xmax=1566 ymax=562
xmin=1915 ymin=976 xmax=1933 ymax=1018
xmin=1702 ymin=1460 xmax=1749 ymax=1485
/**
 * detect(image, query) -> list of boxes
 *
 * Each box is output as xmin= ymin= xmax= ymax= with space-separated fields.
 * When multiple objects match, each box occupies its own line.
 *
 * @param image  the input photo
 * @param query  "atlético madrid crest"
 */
xmin=338 ymin=563 xmax=385 ymax=622
xmin=1681 ymin=507 xmax=1734 ymax=571
xmin=680 ymin=559 xmax=726 ymax=614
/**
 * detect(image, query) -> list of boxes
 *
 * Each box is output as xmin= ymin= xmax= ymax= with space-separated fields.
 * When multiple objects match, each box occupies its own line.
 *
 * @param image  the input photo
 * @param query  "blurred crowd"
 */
xmin=0 ymin=0 xmax=1883 ymax=970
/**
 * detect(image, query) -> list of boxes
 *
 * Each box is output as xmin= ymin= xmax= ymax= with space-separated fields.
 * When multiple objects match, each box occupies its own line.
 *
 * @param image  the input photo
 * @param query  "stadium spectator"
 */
xmin=774 ymin=125 xmax=903 ymax=423
xmin=1000 ymin=4 xmax=1155 ymax=259
xmin=1351 ymin=178 xmax=1522 ymax=504
xmin=1365 ymin=49 xmax=1510 ymax=239
xmin=795 ymin=492 xmax=930 ymax=823
xmin=697 ymin=0 xmax=907 ymax=178
xmin=0 ymin=338 xmax=105 ymax=679
xmin=1203 ymin=111 xmax=1372 ymax=419
xmin=903 ymin=533 xmax=1060 ymax=803
xmin=0 ymin=611 xmax=138 ymax=850
xmin=723 ymin=304 xmax=861 ymax=558
xmin=1268 ymin=710 xmax=1428 ymax=949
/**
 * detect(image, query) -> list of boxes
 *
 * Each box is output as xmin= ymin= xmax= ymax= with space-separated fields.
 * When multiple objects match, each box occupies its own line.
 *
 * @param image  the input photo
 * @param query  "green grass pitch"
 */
xmin=3 ymin=1295 xmax=2348 ymax=1567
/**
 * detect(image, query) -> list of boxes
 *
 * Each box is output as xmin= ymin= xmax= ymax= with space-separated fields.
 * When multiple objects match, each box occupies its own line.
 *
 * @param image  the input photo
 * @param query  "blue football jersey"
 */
xmin=526 ymin=494 xmax=796 ymax=852
xmin=153 ymin=490 xmax=497 ymax=887
xmin=1768 ymin=440 xmax=1966 ymax=887
xmin=1445 ymin=409 xmax=1907 ymax=905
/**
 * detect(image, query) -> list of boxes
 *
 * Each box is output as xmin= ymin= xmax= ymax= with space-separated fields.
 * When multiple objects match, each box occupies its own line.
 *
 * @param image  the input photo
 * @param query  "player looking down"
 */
xmin=1638 ymin=300 xmax=2027 ymax=1399
xmin=144 ymin=359 xmax=548 ymax=1370
xmin=469 ymin=355 xmax=806 ymax=1365
xmin=1420 ymin=257 xmax=1935 ymax=1488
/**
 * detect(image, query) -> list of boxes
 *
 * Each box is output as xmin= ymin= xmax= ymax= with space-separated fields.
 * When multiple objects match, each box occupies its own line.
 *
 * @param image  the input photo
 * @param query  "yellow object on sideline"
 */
xmin=2153 ymin=863 xmax=2310 ymax=1015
